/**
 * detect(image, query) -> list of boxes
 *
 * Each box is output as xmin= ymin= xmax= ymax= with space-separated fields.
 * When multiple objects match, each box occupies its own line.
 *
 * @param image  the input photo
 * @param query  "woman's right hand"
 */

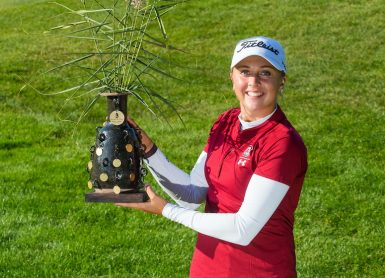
xmin=127 ymin=117 xmax=155 ymax=156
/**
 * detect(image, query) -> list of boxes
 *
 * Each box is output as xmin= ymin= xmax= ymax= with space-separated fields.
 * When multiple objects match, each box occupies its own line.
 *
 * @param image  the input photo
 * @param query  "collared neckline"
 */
xmin=233 ymin=106 xmax=286 ymax=146
xmin=238 ymin=106 xmax=277 ymax=131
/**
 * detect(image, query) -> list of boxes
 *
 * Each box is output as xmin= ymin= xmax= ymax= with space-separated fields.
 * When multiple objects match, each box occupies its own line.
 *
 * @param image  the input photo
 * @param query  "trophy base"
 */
xmin=85 ymin=191 xmax=148 ymax=203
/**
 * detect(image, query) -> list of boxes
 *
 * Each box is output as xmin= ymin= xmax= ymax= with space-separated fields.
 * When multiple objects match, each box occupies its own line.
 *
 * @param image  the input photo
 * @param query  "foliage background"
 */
xmin=1 ymin=0 xmax=384 ymax=276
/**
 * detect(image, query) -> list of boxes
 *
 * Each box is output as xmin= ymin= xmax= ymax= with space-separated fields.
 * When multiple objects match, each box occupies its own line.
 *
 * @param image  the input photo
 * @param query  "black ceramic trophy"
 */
xmin=85 ymin=92 xmax=148 ymax=203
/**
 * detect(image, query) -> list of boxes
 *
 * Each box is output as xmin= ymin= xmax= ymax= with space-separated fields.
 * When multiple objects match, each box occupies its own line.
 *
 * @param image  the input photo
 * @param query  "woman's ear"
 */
xmin=280 ymin=75 xmax=287 ymax=91
xmin=229 ymin=70 xmax=236 ymax=92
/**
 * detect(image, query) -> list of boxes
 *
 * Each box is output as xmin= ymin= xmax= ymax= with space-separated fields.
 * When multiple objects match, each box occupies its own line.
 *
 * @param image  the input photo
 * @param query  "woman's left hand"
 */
xmin=116 ymin=185 xmax=168 ymax=215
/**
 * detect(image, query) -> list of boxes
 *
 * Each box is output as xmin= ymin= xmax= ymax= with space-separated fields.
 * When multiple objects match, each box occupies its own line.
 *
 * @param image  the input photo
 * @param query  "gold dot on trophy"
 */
xmin=87 ymin=180 xmax=93 ymax=189
xmin=125 ymin=144 xmax=133 ymax=152
xmin=112 ymin=159 xmax=122 ymax=168
xmin=109 ymin=110 xmax=125 ymax=126
xmin=100 ymin=173 xmax=108 ymax=182
xmin=129 ymin=173 xmax=135 ymax=181
xmin=113 ymin=185 xmax=121 ymax=195
xmin=87 ymin=161 xmax=93 ymax=171
xmin=96 ymin=147 xmax=103 ymax=156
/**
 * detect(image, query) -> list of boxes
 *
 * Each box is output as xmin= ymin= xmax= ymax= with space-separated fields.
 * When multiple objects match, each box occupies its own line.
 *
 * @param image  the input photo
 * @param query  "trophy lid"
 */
xmin=100 ymin=91 xmax=131 ymax=97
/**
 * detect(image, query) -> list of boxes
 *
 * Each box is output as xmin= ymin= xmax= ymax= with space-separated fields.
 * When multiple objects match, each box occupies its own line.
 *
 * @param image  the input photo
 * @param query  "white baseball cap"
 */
xmin=230 ymin=36 xmax=287 ymax=74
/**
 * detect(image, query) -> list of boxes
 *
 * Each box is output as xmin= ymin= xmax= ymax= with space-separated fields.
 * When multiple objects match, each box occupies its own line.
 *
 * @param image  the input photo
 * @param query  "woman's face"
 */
xmin=230 ymin=55 xmax=286 ymax=122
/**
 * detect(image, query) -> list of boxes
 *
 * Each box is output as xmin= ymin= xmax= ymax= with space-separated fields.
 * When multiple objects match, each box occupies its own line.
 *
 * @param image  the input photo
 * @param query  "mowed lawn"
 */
xmin=1 ymin=0 xmax=384 ymax=277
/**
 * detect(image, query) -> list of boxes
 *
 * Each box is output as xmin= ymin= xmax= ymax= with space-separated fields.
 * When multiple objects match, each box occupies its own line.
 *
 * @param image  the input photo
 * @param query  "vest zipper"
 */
xmin=218 ymin=148 xmax=234 ymax=177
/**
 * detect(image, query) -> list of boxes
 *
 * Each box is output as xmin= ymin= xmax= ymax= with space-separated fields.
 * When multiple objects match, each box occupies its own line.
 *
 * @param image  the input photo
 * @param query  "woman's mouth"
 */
xmin=246 ymin=91 xmax=263 ymax=97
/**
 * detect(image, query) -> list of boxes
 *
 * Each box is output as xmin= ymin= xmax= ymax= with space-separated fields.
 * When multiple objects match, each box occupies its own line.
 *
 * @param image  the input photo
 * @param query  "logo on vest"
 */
xmin=237 ymin=158 xmax=248 ymax=167
xmin=237 ymin=145 xmax=253 ymax=167
xmin=242 ymin=145 xmax=253 ymax=157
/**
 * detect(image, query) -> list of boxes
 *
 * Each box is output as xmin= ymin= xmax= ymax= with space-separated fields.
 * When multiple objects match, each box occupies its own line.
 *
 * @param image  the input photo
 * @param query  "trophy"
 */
xmin=40 ymin=1 xmax=185 ymax=203
xmin=85 ymin=92 xmax=148 ymax=203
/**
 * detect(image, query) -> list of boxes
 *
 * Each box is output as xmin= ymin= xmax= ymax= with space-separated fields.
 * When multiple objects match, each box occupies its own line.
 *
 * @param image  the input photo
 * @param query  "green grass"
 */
xmin=1 ymin=0 xmax=385 ymax=277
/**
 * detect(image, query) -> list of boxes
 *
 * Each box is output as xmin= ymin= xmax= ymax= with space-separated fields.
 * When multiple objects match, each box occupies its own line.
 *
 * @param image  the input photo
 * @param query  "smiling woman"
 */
xmin=116 ymin=36 xmax=308 ymax=277
xmin=230 ymin=36 xmax=287 ymax=122
xmin=231 ymin=55 xmax=286 ymax=121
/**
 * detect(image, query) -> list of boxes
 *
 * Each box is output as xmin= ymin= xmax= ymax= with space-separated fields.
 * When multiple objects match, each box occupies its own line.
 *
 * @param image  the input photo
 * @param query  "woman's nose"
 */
xmin=247 ymin=76 xmax=259 ymax=86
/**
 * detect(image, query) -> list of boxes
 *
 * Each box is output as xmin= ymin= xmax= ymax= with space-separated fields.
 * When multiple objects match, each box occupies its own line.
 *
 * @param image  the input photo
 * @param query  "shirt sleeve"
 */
xmin=255 ymin=135 xmax=307 ymax=186
xmin=145 ymin=149 xmax=209 ymax=210
xmin=162 ymin=174 xmax=289 ymax=246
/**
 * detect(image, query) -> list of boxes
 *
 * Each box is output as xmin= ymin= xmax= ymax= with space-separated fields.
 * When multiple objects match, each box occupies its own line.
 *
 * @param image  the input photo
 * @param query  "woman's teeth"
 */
xmin=247 ymin=92 xmax=263 ymax=97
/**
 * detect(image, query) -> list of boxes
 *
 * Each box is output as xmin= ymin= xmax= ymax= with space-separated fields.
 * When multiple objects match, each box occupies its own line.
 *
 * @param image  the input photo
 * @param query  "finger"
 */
xmin=115 ymin=202 xmax=135 ymax=208
xmin=115 ymin=202 xmax=147 ymax=209
xmin=144 ymin=185 xmax=157 ymax=199
xmin=127 ymin=117 xmax=139 ymax=128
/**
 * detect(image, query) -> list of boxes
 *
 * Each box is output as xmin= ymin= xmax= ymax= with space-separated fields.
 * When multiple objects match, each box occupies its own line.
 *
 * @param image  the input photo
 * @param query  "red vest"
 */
xmin=189 ymin=107 xmax=307 ymax=278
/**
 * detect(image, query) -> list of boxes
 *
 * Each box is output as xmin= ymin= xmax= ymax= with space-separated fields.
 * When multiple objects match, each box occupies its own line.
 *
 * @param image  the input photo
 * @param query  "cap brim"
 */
xmin=231 ymin=48 xmax=286 ymax=73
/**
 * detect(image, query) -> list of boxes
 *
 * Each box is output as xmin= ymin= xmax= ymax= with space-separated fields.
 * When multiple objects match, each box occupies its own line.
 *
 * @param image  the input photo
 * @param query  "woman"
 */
xmin=117 ymin=36 xmax=308 ymax=277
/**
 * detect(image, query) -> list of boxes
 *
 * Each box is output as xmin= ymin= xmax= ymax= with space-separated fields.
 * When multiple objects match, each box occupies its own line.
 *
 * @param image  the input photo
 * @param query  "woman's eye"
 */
xmin=259 ymin=71 xmax=271 ymax=77
xmin=240 ymin=70 xmax=250 ymax=76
